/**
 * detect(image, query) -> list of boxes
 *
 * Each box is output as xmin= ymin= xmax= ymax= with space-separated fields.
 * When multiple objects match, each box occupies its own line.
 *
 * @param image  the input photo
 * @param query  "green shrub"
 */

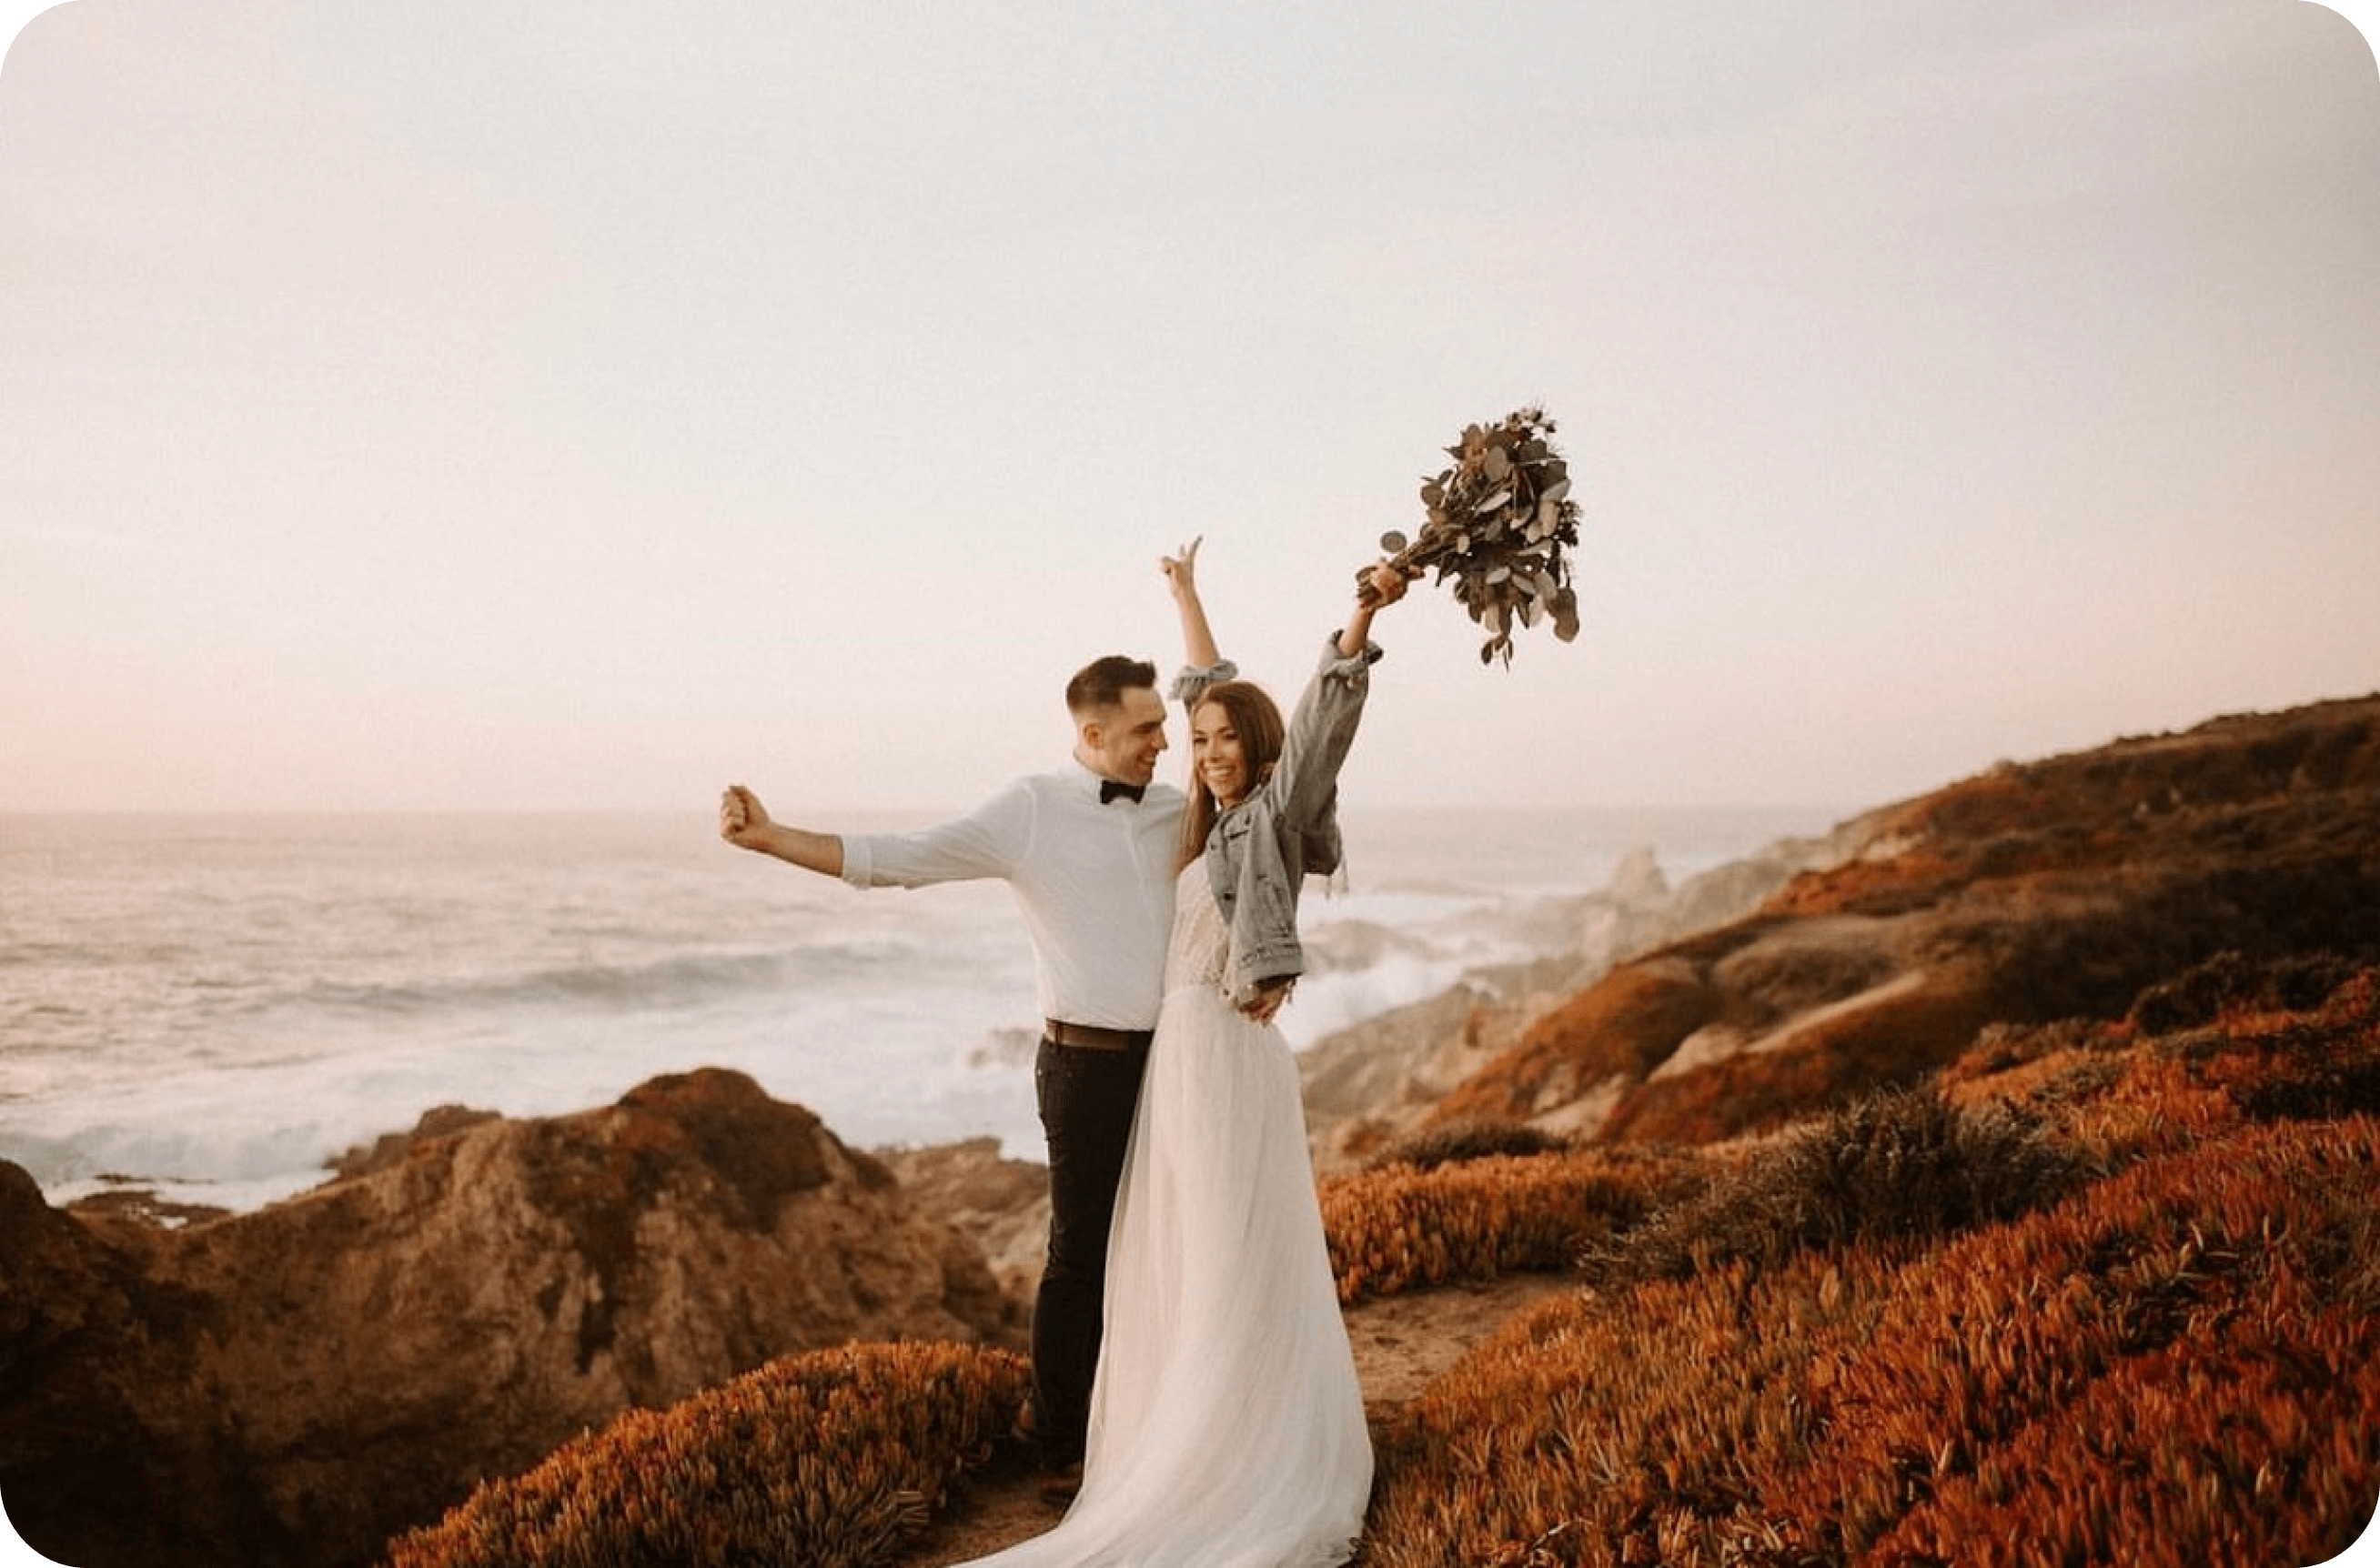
xmin=1585 ymin=1084 xmax=2084 ymax=1287
xmin=1364 ymin=1119 xmax=1573 ymax=1172
xmin=2127 ymin=949 xmax=2363 ymax=1035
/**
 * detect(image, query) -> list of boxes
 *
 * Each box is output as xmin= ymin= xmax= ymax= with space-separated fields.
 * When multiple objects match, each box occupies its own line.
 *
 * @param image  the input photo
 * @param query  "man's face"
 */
xmin=1082 ymin=686 xmax=1169 ymax=788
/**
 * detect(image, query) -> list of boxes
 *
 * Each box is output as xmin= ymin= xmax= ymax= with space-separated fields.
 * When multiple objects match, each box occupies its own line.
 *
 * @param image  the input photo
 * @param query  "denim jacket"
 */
xmin=1175 ymin=635 xmax=1380 ymax=1007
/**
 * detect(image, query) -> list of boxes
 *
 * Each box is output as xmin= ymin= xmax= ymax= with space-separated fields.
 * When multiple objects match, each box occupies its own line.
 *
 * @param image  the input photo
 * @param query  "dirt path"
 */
xmin=890 ymin=1272 xmax=1576 ymax=1566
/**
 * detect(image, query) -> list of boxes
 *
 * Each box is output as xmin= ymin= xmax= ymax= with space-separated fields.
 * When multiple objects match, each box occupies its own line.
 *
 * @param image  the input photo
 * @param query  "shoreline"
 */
xmin=45 ymin=814 xmax=1857 ymax=1231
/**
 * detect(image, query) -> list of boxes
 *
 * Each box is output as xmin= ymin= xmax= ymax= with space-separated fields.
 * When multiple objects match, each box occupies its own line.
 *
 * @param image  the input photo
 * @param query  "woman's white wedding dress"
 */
xmin=963 ymin=867 xmax=1373 ymax=1566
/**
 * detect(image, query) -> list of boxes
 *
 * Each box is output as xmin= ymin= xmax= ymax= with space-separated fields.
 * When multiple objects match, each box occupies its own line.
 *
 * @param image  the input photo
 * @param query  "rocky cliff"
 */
xmin=1297 ymin=819 xmax=1868 ymax=1164
xmin=0 ymin=1068 xmax=1022 ymax=1568
xmin=1426 ymin=693 xmax=2380 ymax=1147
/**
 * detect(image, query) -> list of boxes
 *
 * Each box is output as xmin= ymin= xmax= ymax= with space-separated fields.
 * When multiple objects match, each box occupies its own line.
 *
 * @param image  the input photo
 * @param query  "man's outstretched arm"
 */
xmin=719 ymin=784 xmax=844 ymax=878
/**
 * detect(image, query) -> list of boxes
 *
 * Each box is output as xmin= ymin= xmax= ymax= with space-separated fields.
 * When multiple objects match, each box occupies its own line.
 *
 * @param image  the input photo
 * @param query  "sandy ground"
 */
xmin=889 ymin=1271 xmax=1577 ymax=1566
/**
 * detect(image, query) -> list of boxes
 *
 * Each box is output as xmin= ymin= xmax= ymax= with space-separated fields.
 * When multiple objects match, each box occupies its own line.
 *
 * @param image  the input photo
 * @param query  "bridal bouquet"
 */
xmin=1363 ymin=406 xmax=1582 ymax=666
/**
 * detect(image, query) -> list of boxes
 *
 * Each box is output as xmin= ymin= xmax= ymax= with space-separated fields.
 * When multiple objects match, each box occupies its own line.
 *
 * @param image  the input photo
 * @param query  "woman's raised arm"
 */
xmin=1162 ymin=535 xmax=1223 ymax=668
xmin=1336 ymin=560 xmax=1409 ymax=656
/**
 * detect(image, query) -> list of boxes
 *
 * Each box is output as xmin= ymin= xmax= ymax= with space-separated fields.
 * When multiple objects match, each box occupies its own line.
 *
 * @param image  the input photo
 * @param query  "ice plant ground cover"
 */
xmin=1359 ymin=964 xmax=2380 ymax=1568
xmin=383 ymin=1342 xmax=1030 ymax=1568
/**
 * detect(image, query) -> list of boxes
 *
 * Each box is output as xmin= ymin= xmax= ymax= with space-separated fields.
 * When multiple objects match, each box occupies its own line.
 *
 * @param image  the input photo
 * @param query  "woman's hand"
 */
xmin=1357 ymin=559 xmax=1409 ymax=608
xmin=1240 ymin=977 xmax=1293 ymax=1024
xmin=1335 ymin=558 xmax=1410 ymax=658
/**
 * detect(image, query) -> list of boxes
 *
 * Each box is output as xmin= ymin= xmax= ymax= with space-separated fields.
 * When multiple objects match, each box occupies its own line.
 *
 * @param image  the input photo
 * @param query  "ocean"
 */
xmin=0 ymin=805 xmax=1833 ymax=1215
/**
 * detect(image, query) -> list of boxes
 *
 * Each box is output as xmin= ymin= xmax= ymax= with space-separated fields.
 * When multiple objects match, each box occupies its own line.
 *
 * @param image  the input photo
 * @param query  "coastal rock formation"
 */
xmin=875 ymin=1137 xmax=1051 ymax=1299
xmin=0 ymin=1069 xmax=1023 ymax=1568
xmin=1428 ymin=694 xmax=2380 ymax=1146
xmin=1298 ymin=822 xmax=1859 ymax=1164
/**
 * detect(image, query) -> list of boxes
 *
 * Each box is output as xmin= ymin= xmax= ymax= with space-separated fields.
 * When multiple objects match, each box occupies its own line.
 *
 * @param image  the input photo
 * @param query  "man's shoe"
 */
xmin=1037 ymin=1464 xmax=1083 ymax=1510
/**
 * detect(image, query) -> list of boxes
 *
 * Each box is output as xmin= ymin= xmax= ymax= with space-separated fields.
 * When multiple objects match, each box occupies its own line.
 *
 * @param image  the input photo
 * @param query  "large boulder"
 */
xmin=1 ymin=1068 xmax=1023 ymax=1568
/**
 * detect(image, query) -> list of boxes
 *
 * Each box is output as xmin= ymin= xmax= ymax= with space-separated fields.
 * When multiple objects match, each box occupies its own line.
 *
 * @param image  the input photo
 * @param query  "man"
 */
xmin=719 ymin=641 xmax=1225 ymax=1489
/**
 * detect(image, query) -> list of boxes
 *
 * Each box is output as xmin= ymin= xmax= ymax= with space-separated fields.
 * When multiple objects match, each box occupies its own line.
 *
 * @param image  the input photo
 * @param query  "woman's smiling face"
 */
xmin=1190 ymin=700 xmax=1249 ymax=807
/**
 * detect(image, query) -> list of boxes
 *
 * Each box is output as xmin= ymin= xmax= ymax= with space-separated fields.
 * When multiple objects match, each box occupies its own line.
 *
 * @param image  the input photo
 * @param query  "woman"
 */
xmin=961 ymin=539 xmax=1405 ymax=1568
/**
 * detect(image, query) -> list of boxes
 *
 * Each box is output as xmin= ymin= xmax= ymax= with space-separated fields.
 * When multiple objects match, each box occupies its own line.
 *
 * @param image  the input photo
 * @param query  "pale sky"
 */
xmin=4 ymin=1 xmax=2376 ymax=818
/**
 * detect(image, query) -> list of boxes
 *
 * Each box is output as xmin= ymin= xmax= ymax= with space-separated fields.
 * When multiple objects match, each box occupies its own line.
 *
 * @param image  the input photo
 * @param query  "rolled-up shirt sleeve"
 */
xmin=840 ymin=779 xmax=1037 ymax=890
xmin=1169 ymin=657 xmax=1239 ymax=711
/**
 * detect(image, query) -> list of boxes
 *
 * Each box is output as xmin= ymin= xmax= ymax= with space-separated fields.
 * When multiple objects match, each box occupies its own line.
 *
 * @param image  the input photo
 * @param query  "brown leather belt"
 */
xmin=1044 ymin=1020 xmax=1155 ymax=1051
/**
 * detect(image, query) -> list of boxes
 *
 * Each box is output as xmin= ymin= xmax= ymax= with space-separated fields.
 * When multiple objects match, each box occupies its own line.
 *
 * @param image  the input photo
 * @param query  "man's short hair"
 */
xmin=1066 ymin=655 xmax=1159 ymax=716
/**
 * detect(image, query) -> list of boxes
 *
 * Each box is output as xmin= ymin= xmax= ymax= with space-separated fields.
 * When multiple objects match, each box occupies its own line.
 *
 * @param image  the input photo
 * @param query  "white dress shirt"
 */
xmin=838 ymin=760 xmax=1185 ymax=1030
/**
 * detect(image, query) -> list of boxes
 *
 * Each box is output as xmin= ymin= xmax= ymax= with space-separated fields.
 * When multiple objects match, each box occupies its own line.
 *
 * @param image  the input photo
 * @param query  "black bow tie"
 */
xmin=1100 ymin=779 xmax=1146 ymax=805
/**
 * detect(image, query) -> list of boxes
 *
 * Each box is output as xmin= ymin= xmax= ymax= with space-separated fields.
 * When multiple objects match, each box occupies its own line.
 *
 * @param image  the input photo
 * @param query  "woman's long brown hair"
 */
xmin=1175 ymin=680 xmax=1286 ymax=872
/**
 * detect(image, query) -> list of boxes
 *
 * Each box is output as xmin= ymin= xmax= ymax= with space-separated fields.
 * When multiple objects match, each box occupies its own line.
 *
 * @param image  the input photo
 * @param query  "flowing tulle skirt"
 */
xmin=959 ymin=873 xmax=1372 ymax=1566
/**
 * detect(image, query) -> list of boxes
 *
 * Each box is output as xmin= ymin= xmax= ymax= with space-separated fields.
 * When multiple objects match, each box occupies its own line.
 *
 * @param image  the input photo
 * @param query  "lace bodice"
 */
xmin=1165 ymin=864 xmax=1230 ymax=992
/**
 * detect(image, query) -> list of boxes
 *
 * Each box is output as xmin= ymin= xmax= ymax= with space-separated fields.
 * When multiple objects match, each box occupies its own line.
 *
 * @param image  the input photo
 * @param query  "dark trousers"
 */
xmin=1030 ymin=1033 xmax=1152 ymax=1469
